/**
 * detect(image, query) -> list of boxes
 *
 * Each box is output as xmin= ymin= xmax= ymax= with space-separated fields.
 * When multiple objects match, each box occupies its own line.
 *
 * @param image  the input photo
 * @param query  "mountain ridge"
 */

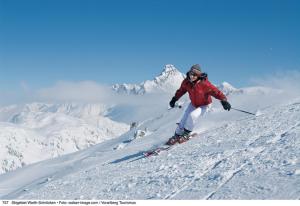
xmin=0 ymin=102 xmax=129 ymax=174
xmin=112 ymin=64 xmax=185 ymax=94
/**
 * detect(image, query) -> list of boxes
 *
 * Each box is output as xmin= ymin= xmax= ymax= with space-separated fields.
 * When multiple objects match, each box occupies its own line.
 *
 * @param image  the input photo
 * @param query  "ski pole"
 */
xmin=231 ymin=107 xmax=256 ymax=116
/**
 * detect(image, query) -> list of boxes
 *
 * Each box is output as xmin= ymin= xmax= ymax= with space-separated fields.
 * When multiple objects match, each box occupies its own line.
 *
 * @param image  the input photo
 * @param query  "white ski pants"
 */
xmin=175 ymin=103 xmax=211 ymax=135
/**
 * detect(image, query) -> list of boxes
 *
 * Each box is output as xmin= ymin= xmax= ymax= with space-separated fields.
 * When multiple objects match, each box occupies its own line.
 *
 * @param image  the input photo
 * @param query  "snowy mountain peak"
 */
xmin=218 ymin=81 xmax=241 ymax=96
xmin=217 ymin=82 xmax=284 ymax=97
xmin=159 ymin=64 xmax=179 ymax=75
xmin=153 ymin=64 xmax=183 ymax=84
xmin=112 ymin=64 xmax=185 ymax=95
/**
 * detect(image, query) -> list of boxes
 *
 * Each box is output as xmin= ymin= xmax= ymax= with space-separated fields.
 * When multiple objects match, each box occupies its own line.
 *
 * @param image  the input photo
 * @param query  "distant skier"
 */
xmin=167 ymin=64 xmax=231 ymax=145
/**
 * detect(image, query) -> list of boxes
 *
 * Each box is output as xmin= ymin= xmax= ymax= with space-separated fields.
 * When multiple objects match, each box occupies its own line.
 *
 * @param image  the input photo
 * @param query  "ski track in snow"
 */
xmin=1 ymin=100 xmax=300 ymax=199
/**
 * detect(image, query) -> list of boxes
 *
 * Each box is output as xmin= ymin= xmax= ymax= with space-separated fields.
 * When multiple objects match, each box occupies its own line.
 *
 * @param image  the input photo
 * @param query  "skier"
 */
xmin=167 ymin=64 xmax=231 ymax=145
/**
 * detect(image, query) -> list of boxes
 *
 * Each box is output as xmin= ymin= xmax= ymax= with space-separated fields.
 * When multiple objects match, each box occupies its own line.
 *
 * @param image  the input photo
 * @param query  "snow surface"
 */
xmin=0 ymin=65 xmax=299 ymax=199
xmin=0 ymin=96 xmax=299 ymax=199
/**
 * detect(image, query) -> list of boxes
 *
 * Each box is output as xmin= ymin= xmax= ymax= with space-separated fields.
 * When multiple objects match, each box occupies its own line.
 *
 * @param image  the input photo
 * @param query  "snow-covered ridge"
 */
xmin=8 ymin=102 xmax=109 ymax=126
xmin=0 ymin=102 xmax=130 ymax=174
xmin=217 ymin=82 xmax=241 ymax=96
xmin=112 ymin=65 xmax=281 ymax=97
xmin=217 ymin=82 xmax=283 ymax=96
xmin=0 ymin=123 xmax=46 ymax=173
xmin=112 ymin=64 xmax=185 ymax=94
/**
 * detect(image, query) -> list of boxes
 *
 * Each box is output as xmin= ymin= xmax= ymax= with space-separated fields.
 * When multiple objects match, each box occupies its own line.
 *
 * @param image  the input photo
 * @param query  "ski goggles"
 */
xmin=189 ymin=71 xmax=199 ymax=77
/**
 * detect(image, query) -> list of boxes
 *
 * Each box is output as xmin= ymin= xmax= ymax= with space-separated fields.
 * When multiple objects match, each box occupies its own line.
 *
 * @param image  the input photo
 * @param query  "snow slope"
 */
xmin=0 ymin=96 xmax=299 ymax=199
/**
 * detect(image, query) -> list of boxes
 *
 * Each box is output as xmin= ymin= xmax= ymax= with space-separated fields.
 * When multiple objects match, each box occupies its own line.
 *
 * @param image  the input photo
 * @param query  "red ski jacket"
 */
xmin=174 ymin=78 xmax=227 ymax=107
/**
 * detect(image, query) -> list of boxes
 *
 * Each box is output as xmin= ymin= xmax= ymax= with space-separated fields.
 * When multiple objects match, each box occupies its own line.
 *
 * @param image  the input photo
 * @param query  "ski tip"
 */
xmin=255 ymin=110 xmax=263 ymax=117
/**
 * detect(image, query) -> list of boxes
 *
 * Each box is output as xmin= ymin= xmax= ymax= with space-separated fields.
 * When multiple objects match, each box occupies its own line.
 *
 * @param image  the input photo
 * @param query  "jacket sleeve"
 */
xmin=174 ymin=79 xmax=188 ymax=100
xmin=206 ymin=80 xmax=227 ymax=101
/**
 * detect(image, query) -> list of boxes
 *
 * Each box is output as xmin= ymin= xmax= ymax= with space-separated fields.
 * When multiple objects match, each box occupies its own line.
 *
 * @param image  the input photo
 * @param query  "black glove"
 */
xmin=199 ymin=72 xmax=207 ymax=81
xmin=169 ymin=97 xmax=177 ymax=108
xmin=221 ymin=100 xmax=231 ymax=111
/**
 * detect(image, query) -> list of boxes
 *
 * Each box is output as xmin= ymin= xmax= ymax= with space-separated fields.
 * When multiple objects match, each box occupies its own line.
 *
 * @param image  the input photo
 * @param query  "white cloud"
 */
xmin=36 ymin=80 xmax=170 ymax=106
xmin=1 ymin=70 xmax=300 ymax=110
xmin=37 ymin=81 xmax=113 ymax=103
xmin=250 ymin=70 xmax=300 ymax=96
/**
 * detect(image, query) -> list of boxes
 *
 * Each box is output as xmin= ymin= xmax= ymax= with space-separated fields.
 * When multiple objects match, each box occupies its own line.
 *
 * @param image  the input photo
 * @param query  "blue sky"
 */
xmin=1 ymin=0 xmax=300 ymax=92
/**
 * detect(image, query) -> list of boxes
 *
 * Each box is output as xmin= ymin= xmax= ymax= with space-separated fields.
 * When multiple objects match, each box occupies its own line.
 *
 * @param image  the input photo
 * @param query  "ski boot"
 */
xmin=166 ymin=134 xmax=180 ymax=145
xmin=166 ymin=129 xmax=191 ymax=145
xmin=177 ymin=129 xmax=191 ymax=143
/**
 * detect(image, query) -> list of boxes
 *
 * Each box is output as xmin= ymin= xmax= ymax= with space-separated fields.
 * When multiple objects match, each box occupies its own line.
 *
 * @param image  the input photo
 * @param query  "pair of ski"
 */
xmin=143 ymin=133 xmax=198 ymax=157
